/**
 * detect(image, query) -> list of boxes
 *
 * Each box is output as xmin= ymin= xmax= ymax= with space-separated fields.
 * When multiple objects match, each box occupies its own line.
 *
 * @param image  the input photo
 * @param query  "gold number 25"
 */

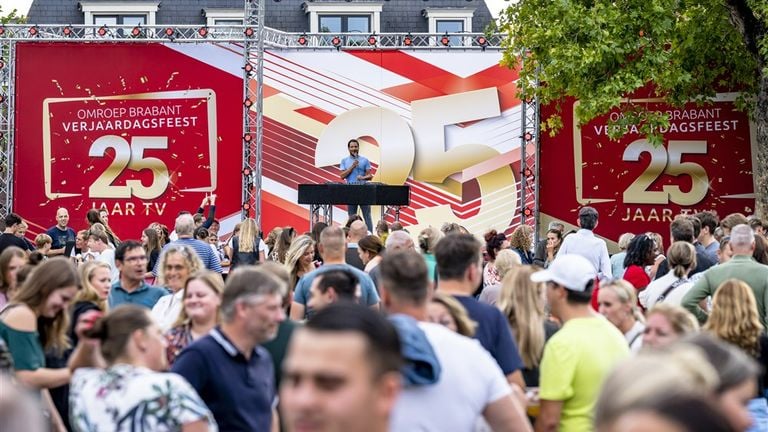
xmin=88 ymin=135 xmax=170 ymax=200
xmin=622 ymin=139 xmax=709 ymax=206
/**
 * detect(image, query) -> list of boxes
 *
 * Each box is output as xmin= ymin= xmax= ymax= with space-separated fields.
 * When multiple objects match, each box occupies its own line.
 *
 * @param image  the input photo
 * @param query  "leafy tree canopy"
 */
xmin=499 ymin=0 xmax=765 ymax=145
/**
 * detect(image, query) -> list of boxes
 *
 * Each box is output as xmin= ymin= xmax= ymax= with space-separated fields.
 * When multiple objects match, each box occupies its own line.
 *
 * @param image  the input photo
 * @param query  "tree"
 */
xmin=0 ymin=6 xmax=26 ymax=24
xmin=499 ymin=0 xmax=767 ymax=215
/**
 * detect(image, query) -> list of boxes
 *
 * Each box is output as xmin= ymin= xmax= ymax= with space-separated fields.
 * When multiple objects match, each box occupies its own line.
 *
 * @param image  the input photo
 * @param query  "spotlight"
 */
xmin=244 ymin=98 xmax=254 ymax=108
xmin=244 ymin=27 xmax=255 ymax=37
xmin=523 ymin=207 xmax=533 ymax=217
xmin=164 ymin=27 xmax=175 ymax=37
xmin=131 ymin=26 xmax=142 ymax=37
xmin=243 ymin=133 xmax=253 ymax=143
xmin=403 ymin=33 xmax=413 ymax=46
xmin=0 ymin=61 xmax=4 ymax=69
xmin=331 ymin=36 xmax=341 ymax=47
xmin=198 ymin=27 xmax=208 ymax=37
xmin=97 ymin=26 xmax=107 ymax=37
xmin=242 ymin=167 xmax=253 ymax=176
xmin=28 ymin=26 xmax=39 ymax=36
xmin=242 ymin=202 xmax=252 ymax=211
xmin=524 ymin=132 xmax=533 ymax=141
xmin=523 ymin=167 xmax=533 ymax=177
xmin=297 ymin=33 xmax=308 ymax=45
xmin=243 ymin=63 xmax=254 ymax=74
xmin=440 ymin=33 xmax=450 ymax=46
xmin=476 ymin=35 xmax=487 ymax=46
xmin=0 ymin=27 xmax=5 ymax=36
xmin=0 ymin=95 xmax=4 ymax=103
xmin=367 ymin=34 xmax=377 ymax=45
xmin=63 ymin=26 xmax=73 ymax=37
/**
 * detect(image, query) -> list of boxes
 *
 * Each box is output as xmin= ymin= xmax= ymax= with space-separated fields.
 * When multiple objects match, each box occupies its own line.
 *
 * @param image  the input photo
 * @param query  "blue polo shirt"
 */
xmin=340 ymin=155 xmax=371 ymax=183
xmin=107 ymin=281 xmax=168 ymax=309
xmin=172 ymin=328 xmax=276 ymax=432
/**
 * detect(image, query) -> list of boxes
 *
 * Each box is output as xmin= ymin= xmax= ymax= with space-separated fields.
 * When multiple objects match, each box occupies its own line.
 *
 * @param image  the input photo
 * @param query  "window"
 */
xmin=203 ymin=9 xmax=244 ymax=36
xmin=304 ymin=2 xmax=383 ymax=34
xmin=436 ymin=20 xmax=464 ymax=46
xmin=423 ymin=8 xmax=475 ymax=46
xmin=80 ymin=1 xmax=159 ymax=26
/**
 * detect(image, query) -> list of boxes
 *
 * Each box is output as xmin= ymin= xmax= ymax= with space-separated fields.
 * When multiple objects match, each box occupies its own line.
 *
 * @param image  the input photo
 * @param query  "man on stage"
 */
xmin=339 ymin=138 xmax=373 ymax=231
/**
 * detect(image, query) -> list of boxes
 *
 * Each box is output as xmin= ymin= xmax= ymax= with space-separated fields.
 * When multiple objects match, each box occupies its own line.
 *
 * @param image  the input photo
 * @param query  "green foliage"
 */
xmin=499 ymin=0 xmax=762 ymax=141
xmin=0 ymin=6 xmax=26 ymax=25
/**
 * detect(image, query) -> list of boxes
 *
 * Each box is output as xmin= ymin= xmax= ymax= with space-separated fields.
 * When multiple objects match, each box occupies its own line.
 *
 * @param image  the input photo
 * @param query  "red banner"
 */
xmin=539 ymin=94 xmax=756 ymax=249
xmin=14 ymin=43 xmax=243 ymax=238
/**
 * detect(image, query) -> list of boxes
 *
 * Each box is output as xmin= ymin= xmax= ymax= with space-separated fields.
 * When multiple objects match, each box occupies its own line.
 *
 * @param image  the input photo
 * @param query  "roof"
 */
xmin=27 ymin=0 xmax=495 ymax=32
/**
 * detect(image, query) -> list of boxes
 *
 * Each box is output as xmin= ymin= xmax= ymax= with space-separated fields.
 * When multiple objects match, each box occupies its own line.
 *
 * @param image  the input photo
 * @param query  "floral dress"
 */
xmin=165 ymin=323 xmax=194 ymax=366
xmin=70 ymin=364 xmax=217 ymax=431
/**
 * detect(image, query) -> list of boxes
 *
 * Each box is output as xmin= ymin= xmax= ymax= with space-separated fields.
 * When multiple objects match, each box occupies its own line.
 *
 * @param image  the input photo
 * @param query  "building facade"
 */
xmin=28 ymin=0 xmax=495 ymax=34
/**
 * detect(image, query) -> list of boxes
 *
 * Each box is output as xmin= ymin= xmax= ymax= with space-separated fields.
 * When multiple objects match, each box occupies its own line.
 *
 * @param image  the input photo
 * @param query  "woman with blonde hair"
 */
xmin=642 ymin=303 xmax=699 ymax=350
xmin=598 ymin=279 xmax=645 ymax=352
xmin=497 ymin=265 xmax=557 ymax=386
xmin=151 ymin=245 xmax=205 ymax=330
xmin=704 ymin=279 xmax=768 ymax=430
xmin=509 ymin=224 xmax=534 ymax=265
xmin=610 ymin=232 xmax=635 ymax=279
xmin=478 ymin=249 xmax=521 ymax=305
xmin=640 ymin=241 xmax=697 ymax=309
xmin=269 ymin=227 xmax=296 ymax=264
xmin=230 ymin=218 xmax=267 ymax=269
xmin=164 ymin=271 xmax=224 ymax=365
xmin=69 ymin=261 xmax=111 ymax=347
xmin=284 ymin=235 xmax=316 ymax=294
xmin=427 ymin=291 xmax=477 ymax=337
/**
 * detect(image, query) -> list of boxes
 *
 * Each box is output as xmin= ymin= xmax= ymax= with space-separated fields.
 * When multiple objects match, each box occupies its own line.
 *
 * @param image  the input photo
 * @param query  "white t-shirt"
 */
xmin=639 ymin=271 xmax=692 ymax=309
xmin=390 ymin=322 xmax=512 ymax=431
xmin=95 ymin=248 xmax=119 ymax=284
xmin=151 ymin=290 xmax=184 ymax=331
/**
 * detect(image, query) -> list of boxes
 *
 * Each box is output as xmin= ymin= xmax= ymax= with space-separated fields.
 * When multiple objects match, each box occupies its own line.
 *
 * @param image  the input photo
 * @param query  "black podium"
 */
xmin=298 ymin=183 xmax=410 ymax=228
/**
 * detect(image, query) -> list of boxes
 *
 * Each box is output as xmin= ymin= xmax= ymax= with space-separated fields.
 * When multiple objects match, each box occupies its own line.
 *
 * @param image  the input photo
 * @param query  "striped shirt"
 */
xmin=154 ymin=238 xmax=223 ymax=275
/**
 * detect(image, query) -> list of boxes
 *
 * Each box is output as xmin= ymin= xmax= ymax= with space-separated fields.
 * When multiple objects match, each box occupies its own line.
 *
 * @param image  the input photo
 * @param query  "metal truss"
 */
xmin=519 ymin=55 xmax=540 ymax=238
xmin=243 ymin=0 xmax=266 ymax=224
xmin=263 ymin=29 xmax=505 ymax=50
xmin=0 ymin=24 xmax=254 ymax=43
xmin=0 ymin=38 xmax=13 ymax=217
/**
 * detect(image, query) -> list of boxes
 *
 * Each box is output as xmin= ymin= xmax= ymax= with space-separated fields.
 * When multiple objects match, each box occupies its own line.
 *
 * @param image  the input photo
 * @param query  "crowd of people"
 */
xmin=0 ymin=201 xmax=766 ymax=432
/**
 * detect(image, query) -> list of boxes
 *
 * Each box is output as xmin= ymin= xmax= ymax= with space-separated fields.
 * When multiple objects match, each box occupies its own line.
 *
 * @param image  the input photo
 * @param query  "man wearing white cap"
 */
xmin=531 ymin=255 xmax=629 ymax=432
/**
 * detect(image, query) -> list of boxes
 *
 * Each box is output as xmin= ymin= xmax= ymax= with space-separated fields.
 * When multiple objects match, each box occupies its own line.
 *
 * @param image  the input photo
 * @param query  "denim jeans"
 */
xmin=347 ymin=204 xmax=373 ymax=232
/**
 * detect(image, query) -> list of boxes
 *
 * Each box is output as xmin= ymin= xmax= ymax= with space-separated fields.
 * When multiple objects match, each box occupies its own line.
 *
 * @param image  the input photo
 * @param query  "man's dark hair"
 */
xmin=434 ymin=233 xmax=480 ymax=280
xmin=379 ymin=251 xmax=429 ymax=304
xmin=565 ymin=279 xmax=594 ymax=304
xmin=578 ymin=206 xmax=599 ymax=230
xmin=316 ymin=270 xmax=358 ymax=301
xmin=115 ymin=240 xmax=144 ymax=262
xmin=670 ymin=218 xmax=695 ymax=243
xmin=687 ymin=215 xmax=701 ymax=239
xmin=695 ymin=211 xmax=719 ymax=234
xmin=347 ymin=138 xmax=359 ymax=148
xmin=750 ymin=218 xmax=764 ymax=230
xmin=306 ymin=302 xmax=402 ymax=377
xmin=4 ymin=213 xmax=21 ymax=228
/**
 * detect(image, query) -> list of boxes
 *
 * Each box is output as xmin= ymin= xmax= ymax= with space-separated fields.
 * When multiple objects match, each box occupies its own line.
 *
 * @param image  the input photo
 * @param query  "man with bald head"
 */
xmin=682 ymin=224 xmax=768 ymax=327
xmin=346 ymin=220 xmax=368 ymax=270
xmin=290 ymin=225 xmax=379 ymax=320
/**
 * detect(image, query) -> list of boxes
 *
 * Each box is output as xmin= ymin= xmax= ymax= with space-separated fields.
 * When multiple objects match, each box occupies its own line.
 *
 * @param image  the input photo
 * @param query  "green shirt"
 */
xmin=539 ymin=316 xmax=629 ymax=432
xmin=0 ymin=320 xmax=44 ymax=371
xmin=681 ymin=255 xmax=768 ymax=327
